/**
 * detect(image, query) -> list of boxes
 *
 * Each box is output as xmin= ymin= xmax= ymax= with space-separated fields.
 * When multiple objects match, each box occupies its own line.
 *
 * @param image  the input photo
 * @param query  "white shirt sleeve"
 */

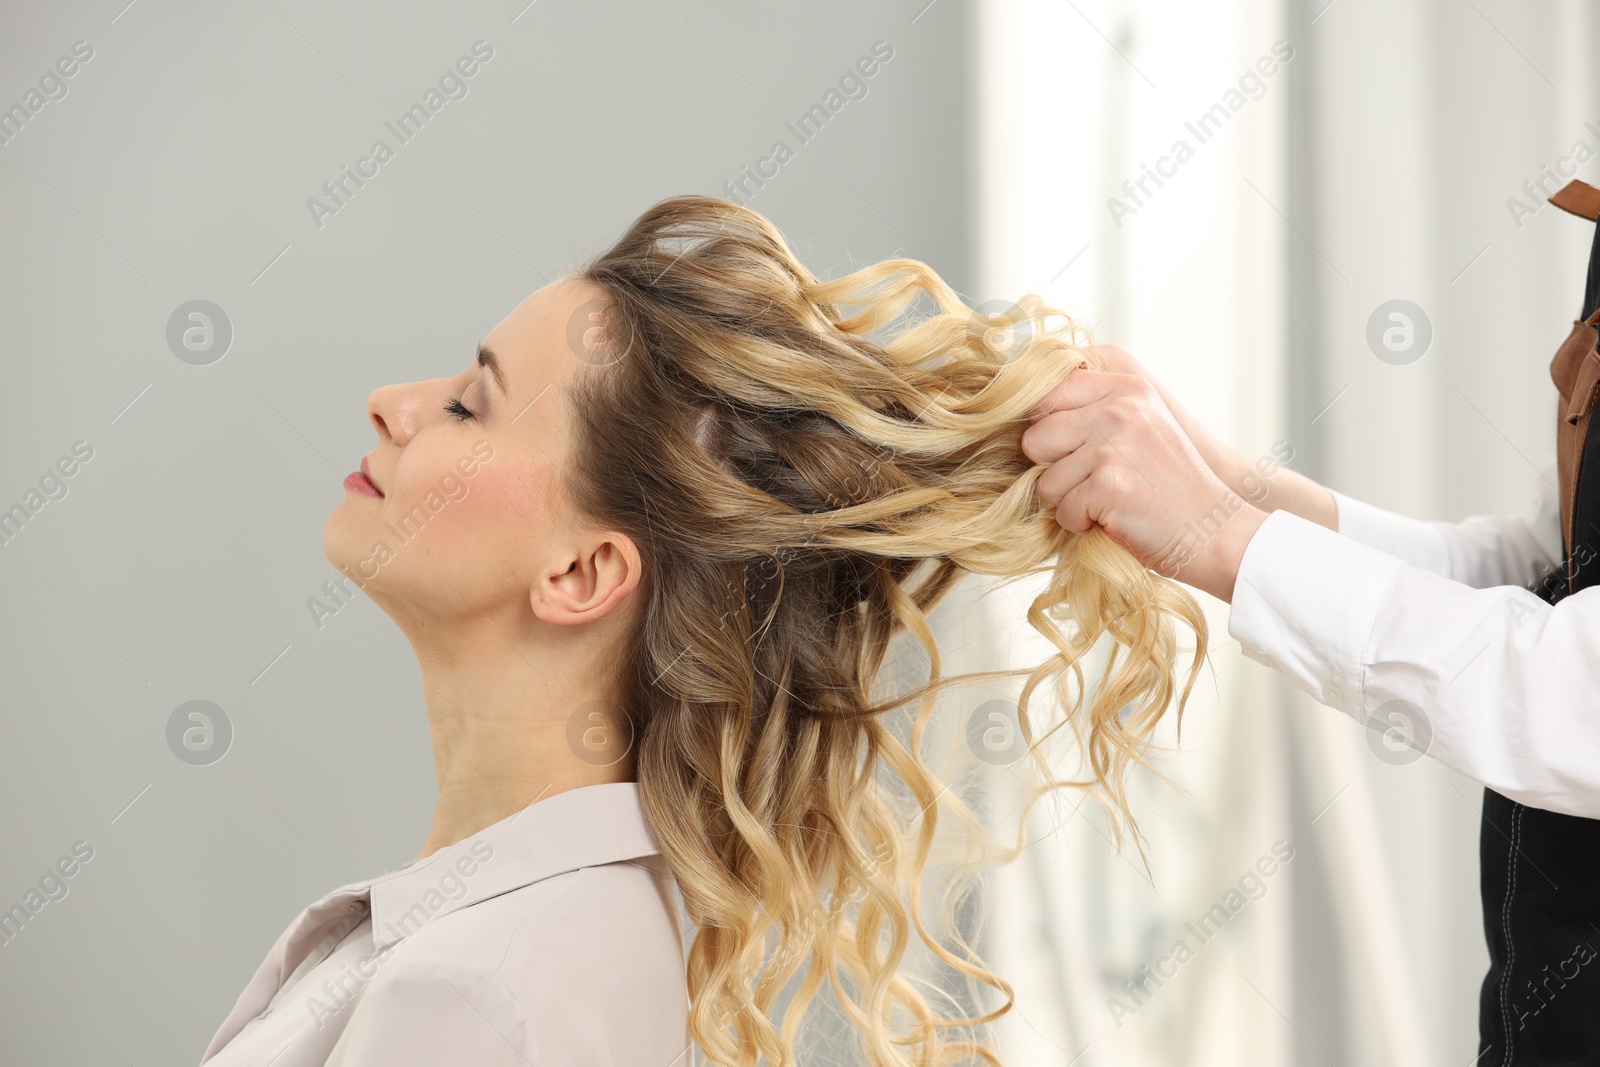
xmin=1327 ymin=462 xmax=1562 ymax=589
xmin=1226 ymin=506 xmax=1600 ymax=819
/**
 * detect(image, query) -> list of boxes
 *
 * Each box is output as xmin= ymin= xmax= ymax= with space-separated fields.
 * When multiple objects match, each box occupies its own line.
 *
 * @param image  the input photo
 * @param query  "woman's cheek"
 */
xmin=415 ymin=464 xmax=547 ymax=560
xmin=466 ymin=460 xmax=552 ymax=523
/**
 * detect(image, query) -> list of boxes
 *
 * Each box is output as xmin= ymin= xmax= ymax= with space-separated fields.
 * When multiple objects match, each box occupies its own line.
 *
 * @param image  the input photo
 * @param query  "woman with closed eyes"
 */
xmin=199 ymin=195 xmax=1206 ymax=1067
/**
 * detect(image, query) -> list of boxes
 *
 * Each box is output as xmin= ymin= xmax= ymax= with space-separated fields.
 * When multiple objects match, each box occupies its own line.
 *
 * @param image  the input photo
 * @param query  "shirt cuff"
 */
xmin=1227 ymin=509 xmax=1408 ymax=722
xmin=1329 ymin=489 xmax=1451 ymax=575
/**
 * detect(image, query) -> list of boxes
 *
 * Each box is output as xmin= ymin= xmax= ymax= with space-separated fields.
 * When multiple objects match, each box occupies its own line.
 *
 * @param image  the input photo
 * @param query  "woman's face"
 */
xmin=323 ymin=276 xmax=634 ymax=624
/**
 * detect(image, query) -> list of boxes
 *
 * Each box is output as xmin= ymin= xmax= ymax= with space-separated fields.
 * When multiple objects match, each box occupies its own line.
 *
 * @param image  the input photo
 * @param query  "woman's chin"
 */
xmin=321 ymin=511 xmax=363 ymax=574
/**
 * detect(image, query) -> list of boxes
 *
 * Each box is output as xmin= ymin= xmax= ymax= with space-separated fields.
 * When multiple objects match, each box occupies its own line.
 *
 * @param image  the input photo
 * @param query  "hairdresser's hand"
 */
xmin=1083 ymin=346 xmax=1238 ymax=477
xmin=1084 ymin=345 xmax=1336 ymax=530
xmin=1021 ymin=367 xmax=1266 ymax=603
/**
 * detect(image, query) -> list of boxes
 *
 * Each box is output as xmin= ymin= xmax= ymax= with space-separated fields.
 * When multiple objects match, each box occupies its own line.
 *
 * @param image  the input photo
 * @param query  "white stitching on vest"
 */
xmin=1498 ymin=802 xmax=1524 ymax=1067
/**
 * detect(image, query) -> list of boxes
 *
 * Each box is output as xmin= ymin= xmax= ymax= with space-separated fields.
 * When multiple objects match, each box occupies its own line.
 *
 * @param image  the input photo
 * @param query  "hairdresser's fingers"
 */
xmin=1025 ymin=371 xmax=1169 ymax=466
xmin=1020 ymin=406 xmax=1097 ymax=466
xmin=1026 ymin=367 xmax=1130 ymax=425
xmin=1028 ymin=369 xmax=1256 ymax=574
xmin=1040 ymin=451 xmax=1120 ymax=535
xmin=1049 ymin=450 xmax=1211 ymax=583
xmin=1021 ymin=370 xmax=1143 ymax=465
xmin=1031 ymin=430 xmax=1104 ymax=511
xmin=1079 ymin=343 xmax=1146 ymax=378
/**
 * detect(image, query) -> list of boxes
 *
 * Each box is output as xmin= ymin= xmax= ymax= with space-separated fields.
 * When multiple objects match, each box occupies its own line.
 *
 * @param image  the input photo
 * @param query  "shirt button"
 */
xmin=1324 ymin=682 xmax=1344 ymax=704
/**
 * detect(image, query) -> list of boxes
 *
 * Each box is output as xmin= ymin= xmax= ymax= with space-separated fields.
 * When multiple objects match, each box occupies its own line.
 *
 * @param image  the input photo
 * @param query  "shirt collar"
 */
xmin=306 ymin=781 xmax=661 ymax=954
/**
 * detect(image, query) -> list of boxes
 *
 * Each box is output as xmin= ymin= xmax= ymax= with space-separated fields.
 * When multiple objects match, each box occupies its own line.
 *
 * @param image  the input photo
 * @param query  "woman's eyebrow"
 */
xmin=477 ymin=343 xmax=509 ymax=397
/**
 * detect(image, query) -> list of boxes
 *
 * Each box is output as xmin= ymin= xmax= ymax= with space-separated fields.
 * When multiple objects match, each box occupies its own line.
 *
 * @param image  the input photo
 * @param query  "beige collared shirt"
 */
xmin=199 ymin=782 xmax=690 ymax=1066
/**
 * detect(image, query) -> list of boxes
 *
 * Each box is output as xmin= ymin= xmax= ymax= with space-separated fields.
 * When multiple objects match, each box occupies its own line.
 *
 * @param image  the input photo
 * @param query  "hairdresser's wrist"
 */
xmin=1153 ymin=383 xmax=1334 ymax=530
xmin=1180 ymin=502 xmax=1270 ymax=604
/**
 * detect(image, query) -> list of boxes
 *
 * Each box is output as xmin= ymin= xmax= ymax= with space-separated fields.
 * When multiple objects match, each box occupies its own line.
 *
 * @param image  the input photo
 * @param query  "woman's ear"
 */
xmin=530 ymin=533 xmax=642 ymax=625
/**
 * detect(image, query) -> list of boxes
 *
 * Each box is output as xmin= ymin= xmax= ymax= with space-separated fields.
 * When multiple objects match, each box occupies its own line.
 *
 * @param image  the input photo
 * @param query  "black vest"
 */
xmin=1477 ymin=214 xmax=1600 ymax=1065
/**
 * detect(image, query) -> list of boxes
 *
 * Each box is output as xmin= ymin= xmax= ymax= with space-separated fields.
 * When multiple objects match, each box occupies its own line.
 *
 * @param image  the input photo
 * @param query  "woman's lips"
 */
xmin=345 ymin=456 xmax=383 ymax=498
xmin=343 ymin=471 xmax=381 ymax=497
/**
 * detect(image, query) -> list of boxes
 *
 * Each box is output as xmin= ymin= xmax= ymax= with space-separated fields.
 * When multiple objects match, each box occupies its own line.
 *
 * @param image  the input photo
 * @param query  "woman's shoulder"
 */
xmin=430 ymin=853 xmax=681 ymax=960
xmin=369 ymin=855 xmax=688 ymax=1060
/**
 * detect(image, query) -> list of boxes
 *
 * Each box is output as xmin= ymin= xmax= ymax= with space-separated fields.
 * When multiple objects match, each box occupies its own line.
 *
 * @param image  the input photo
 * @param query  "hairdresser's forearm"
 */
xmin=1213 ymin=453 xmax=1338 ymax=531
xmin=1130 ymin=367 xmax=1338 ymax=532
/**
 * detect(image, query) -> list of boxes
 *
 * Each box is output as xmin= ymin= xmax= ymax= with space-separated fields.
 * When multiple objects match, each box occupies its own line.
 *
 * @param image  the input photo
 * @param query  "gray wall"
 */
xmin=0 ymin=2 xmax=973 ymax=1062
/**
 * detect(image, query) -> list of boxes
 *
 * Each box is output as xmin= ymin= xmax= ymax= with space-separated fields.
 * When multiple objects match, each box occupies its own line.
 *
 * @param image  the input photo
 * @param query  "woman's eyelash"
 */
xmin=444 ymin=395 xmax=475 ymax=421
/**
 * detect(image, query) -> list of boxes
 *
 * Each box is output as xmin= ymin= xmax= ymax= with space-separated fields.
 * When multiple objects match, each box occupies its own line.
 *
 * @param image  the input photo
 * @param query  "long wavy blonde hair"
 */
xmin=558 ymin=195 xmax=1208 ymax=1066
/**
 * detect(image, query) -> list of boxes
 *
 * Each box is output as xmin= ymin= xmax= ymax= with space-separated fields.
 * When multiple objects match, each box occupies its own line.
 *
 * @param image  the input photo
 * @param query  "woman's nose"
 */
xmin=369 ymin=377 xmax=458 ymax=446
xmin=367 ymin=383 xmax=418 ymax=447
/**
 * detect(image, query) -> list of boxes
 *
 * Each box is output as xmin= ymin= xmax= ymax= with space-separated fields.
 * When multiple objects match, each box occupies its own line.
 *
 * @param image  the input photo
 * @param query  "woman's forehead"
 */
xmin=487 ymin=277 xmax=609 ymax=388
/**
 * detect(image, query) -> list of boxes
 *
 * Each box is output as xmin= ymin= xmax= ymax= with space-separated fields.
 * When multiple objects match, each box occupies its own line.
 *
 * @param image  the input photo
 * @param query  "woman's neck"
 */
xmin=403 ymin=613 xmax=636 ymax=863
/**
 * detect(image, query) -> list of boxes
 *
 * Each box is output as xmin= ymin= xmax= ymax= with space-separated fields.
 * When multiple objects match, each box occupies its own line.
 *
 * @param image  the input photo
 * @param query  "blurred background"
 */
xmin=1 ymin=1 xmax=1595 ymax=1064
